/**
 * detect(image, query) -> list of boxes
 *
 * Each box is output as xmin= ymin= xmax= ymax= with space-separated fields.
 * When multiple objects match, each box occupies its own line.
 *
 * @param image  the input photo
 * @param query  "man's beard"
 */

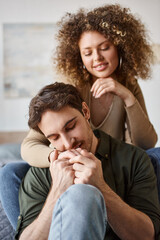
xmin=84 ymin=125 xmax=94 ymax=153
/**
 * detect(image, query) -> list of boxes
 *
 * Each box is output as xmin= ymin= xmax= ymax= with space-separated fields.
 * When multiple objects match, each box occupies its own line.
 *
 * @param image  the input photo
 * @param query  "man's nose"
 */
xmin=62 ymin=135 xmax=75 ymax=150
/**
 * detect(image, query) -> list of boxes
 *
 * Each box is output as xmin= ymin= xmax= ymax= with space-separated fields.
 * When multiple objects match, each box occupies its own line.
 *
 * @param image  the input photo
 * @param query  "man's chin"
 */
xmin=80 ymin=143 xmax=91 ymax=153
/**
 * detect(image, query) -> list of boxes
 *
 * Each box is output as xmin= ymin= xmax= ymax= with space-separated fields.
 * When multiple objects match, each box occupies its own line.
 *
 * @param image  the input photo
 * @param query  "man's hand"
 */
xmin=69 ymin=149 xmax=106 ymax=190
xmin=49 ymin=149 xmax=75 ymax=198
xmin=20 ymin=149 xmax=76 ymax=240
xmin=50 ymin=148 xmax=106 ymax=190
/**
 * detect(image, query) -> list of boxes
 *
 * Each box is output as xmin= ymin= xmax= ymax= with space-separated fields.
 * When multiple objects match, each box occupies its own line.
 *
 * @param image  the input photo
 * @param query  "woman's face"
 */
xmin=78 ymin=31 xmax=119 ymax=81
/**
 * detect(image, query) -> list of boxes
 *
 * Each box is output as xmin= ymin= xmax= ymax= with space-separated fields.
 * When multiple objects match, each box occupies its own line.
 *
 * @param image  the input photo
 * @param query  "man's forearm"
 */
xmin=19 ymin=186 xmax=59 ymax=240
xmin=100 ymin=184 xmax=154 ymax=240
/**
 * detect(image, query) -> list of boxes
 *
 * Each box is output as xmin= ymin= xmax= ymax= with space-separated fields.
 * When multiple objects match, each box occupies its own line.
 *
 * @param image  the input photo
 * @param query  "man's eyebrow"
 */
xmin=63 ymin=117 xmax=77 ymax=129
xmin=46 ymin=117 xmax=77 ymax=139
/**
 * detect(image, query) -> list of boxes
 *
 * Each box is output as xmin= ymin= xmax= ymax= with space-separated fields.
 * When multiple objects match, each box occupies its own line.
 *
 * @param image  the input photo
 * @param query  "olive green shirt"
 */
xmin=15 ymin=130 xmax=160 ymax=239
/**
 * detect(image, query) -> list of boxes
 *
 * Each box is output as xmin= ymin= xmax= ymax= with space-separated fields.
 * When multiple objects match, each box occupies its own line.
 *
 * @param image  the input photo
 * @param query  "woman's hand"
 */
xmin=91 ymin=77 xmax=136 ymax=107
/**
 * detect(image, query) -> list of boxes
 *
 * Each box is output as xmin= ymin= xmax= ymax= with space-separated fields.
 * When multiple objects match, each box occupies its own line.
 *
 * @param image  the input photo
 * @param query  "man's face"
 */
xmin=38 ymin=103 xmax=96 ymax=153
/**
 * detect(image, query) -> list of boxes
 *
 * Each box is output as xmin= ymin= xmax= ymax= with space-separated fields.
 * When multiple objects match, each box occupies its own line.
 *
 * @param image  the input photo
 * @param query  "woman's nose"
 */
xmin=93 ymin=50 xmax=103 ymax=61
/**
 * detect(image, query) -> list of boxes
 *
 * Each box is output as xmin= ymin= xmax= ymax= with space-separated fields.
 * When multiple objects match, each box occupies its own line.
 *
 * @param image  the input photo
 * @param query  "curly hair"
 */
xmin=54 ymin=4 xmax=153 ymax=86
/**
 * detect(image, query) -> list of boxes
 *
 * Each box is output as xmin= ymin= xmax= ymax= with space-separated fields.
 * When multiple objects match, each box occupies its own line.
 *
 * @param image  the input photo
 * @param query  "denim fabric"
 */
xmin=146 ymin=147 xmax=160 ymax=201
xmin=0 ymin=161 xmax=30 ymax=230
xmin=48 ymin=184 xmax=107 ymax=240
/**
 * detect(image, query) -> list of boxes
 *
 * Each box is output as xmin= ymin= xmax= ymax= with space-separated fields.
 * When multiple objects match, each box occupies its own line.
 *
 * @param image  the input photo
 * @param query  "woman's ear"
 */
xmin=82 ymin=102 xmax=90 ymax=120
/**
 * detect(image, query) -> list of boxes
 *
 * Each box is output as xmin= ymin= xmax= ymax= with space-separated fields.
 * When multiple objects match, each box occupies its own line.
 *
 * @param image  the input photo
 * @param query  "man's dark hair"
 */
xmin=28 ymin=82 xmax=83 ymax=133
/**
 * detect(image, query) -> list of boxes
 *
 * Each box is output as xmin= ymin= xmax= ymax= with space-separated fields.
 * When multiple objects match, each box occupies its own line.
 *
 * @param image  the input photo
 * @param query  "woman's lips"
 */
xmin=93 ymin=63 xmax=108 ymax=71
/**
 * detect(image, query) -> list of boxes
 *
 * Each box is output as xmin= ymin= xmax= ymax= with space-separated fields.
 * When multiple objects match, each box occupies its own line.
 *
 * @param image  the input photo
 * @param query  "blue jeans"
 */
xmin=0 ymin=147 xmax=160 ymax=230
xmin=48 ymin=184 xmax=107 ymax=240
xmin=0 ymin=161 xmax=30 ymax=230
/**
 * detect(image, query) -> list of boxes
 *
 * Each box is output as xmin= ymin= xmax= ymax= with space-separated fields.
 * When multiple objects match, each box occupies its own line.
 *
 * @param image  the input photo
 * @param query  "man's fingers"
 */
xmin=69 ymin=155 xmax=96 ymax=168
xmin=50 ymin=157 xmax=72 ymax=172
xmin=49 ymin=149 xmax=59 ymax=162
xmin=72 ymin=162 xmax=85 ymax=171
xmin=78 ymin=149 xmax=96 ymax=161
xmin=58 ymin=149 xmax=80 ymax=160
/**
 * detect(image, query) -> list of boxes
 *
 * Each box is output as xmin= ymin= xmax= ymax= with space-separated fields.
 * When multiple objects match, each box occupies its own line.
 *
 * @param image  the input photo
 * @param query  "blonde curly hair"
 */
xmin=54 ymin=4 xmax=153 ymax=86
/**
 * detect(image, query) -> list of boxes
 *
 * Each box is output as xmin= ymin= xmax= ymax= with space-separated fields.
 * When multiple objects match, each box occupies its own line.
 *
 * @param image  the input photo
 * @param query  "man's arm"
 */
xmin=100 ymin=182 xmax=154 ymax=240
xmin=20 ymin=185 xmax=59 ymax=240
xmin=19 ymin=150 xmax=74 ymax=240
xmin=69 ymin=149 xmax=155 ymax=240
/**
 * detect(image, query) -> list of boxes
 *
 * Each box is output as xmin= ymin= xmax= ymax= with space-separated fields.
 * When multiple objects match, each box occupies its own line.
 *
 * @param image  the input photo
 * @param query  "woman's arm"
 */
xmin=21 ymin=129 xmax=51 ymax=167
xmin=91 ymin=77 xmax=157 ymax=149
xmin=125 ymin=81 xmax=158 ymax=149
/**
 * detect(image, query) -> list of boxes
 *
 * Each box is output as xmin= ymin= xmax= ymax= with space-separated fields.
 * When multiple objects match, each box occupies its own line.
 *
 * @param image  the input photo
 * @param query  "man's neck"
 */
xmin=91 ymin=134 xmax=98 ymax=154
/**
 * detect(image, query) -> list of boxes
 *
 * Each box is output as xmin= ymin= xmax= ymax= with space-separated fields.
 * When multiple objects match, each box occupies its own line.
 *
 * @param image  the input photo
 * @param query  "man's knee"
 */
xmin=65 ymin=184 xmax=104 ymax=202
xmin=50 ymin=184 xmax=107 ymax=239
xmin=60 ymin=184 xmax=106 ymax=217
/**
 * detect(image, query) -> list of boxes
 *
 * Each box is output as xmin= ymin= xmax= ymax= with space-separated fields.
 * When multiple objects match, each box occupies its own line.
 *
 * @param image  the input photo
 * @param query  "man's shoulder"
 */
xmin=97 ymin=129 xmax=144 ymax=152
xmin=96 ymin=129 xmax=150 ymax=165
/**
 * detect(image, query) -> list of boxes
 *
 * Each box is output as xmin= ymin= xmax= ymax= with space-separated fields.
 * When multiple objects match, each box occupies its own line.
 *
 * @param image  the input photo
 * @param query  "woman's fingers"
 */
xmin=91 ymin=77 xmax=132 ymax=101
xmin=91 ymin=78 xmax=115 ymax=97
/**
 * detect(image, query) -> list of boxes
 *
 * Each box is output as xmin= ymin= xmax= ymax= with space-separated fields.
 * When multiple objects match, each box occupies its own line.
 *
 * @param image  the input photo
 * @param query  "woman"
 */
xmin=21 ymin=4 xmax=157 ymax=167
xmin=0 ymin=4 xmax=159 ymax=230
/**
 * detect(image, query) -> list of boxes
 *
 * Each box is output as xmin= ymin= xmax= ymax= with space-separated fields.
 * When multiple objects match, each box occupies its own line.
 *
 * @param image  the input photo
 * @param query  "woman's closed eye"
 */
xmin=84 ymin=51 xmax=92 ymax=56
xmin=100 ymin=45 xmax=109 ymax=51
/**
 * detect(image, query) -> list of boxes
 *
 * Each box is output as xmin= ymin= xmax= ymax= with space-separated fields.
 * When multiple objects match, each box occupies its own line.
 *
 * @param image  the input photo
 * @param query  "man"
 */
xmin=15 ymin=82 xmax=160 ymax=240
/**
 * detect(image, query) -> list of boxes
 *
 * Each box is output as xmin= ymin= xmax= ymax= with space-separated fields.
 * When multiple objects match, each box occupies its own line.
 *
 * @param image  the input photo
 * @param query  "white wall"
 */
xmin=0 ymin=0 xmax=160 ymax=145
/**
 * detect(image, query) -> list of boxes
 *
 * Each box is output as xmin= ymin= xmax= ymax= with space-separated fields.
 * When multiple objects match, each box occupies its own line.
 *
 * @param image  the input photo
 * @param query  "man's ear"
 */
xmin=82 ymin=102 xmax=90 ymax=120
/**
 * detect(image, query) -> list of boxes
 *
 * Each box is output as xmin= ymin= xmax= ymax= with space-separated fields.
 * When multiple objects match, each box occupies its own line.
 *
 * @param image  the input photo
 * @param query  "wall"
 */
xmin=0 ymin=0 xmax=160 ymax=145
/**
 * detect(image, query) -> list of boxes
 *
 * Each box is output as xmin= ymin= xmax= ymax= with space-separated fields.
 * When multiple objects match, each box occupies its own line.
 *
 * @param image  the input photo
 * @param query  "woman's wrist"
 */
xmin=124 ymin=93 xmax=136 ymax=107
